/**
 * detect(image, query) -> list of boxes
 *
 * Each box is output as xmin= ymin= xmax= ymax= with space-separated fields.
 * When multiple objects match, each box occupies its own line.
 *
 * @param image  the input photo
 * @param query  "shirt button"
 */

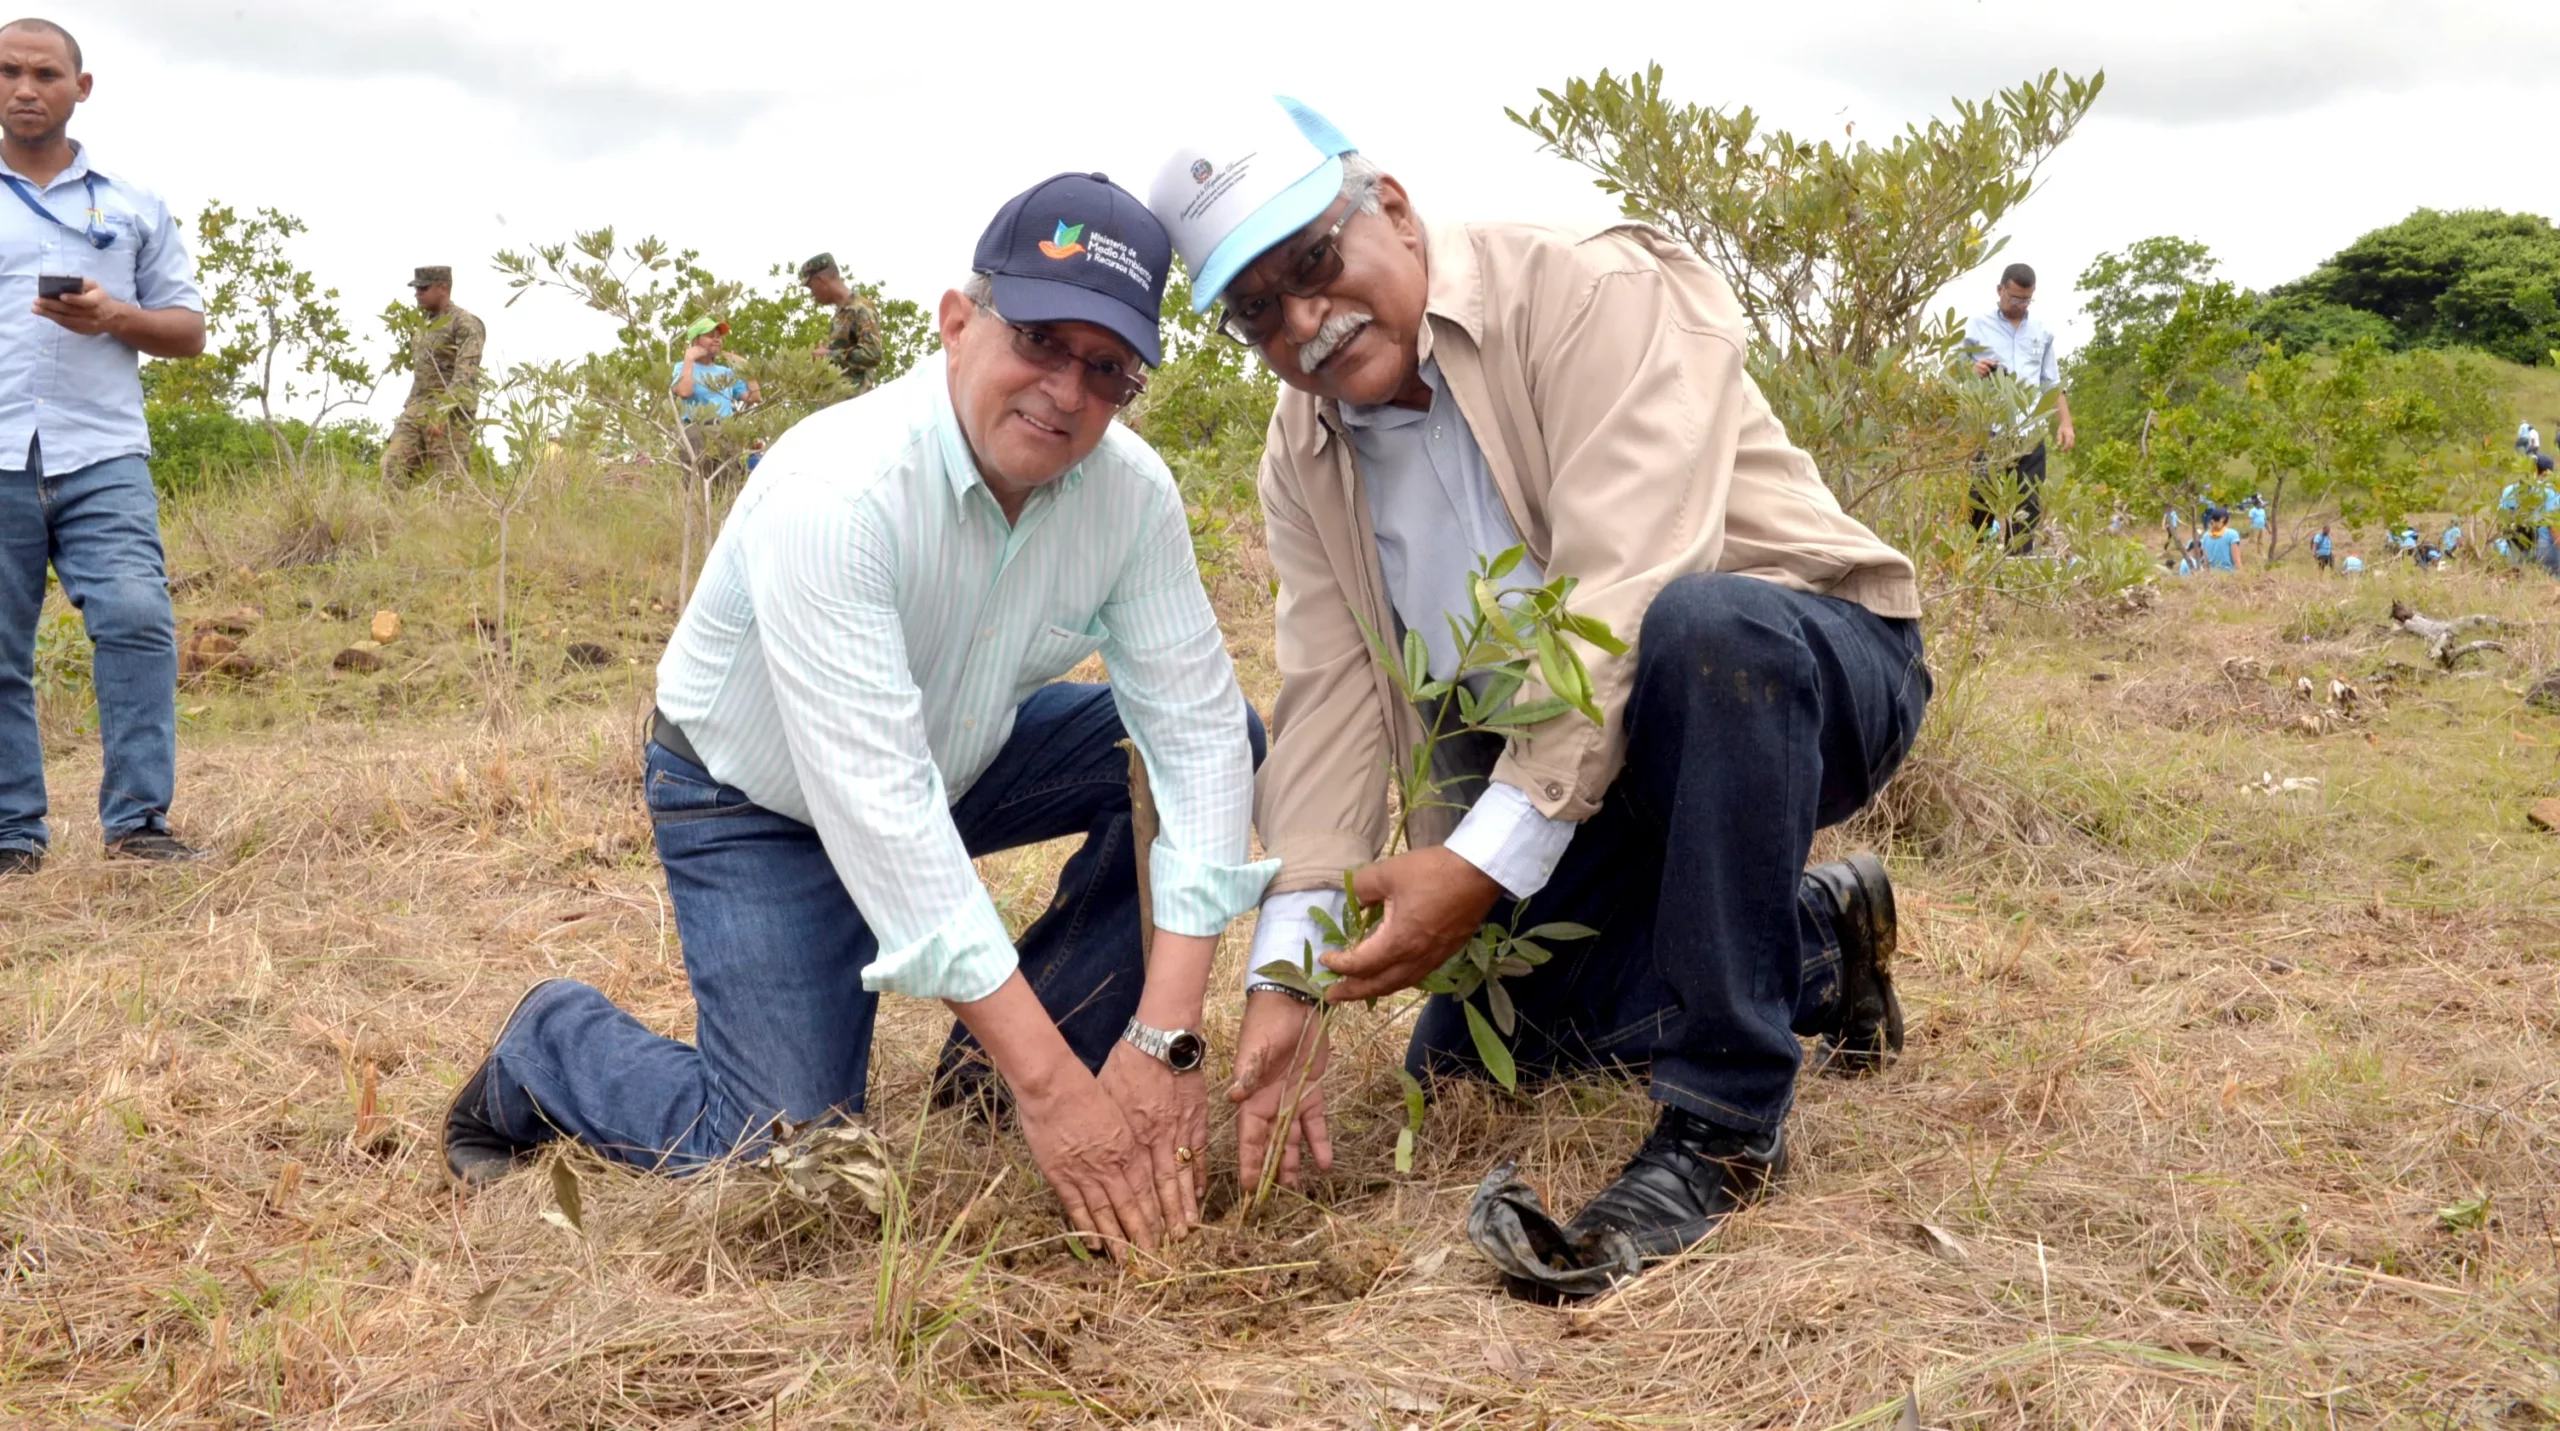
xmin=964 ymin=716 xmax=977 ymax=730
xmin=981 ymin=626 xmax=995 ymax=638
xmin=1544 ymin=782 xmax=1563 ymax=799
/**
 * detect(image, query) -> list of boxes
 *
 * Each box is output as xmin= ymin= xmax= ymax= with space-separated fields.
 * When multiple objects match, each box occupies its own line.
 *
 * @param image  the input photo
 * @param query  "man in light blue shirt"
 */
xmin=0 ymin=19 xmax=209 ymax=875
xmin=671 ymin=316 xmax=756 ymax=485
xmin=1961 ymin=263 xmax=2074 ymax=550
xmin=446 ymin=173 xmax=1274 ymax=1260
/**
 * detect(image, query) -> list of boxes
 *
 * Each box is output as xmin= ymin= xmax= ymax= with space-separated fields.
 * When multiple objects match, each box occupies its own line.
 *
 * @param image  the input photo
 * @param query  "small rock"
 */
xmin=2221 ymin=656 xmax=2264 ymax=682
xmin=198 ymin=606 xmax=261 ymax=636
xmin=564 ymin=641 xmax=616 ymax=669
xmin=179 ymin=628 xmax=257 ymax=679
xmin=2530 ymin=799 xmax=2560 ymax=834
xmin=321 ymin=601 xmax=352 ymax=620
xmin=2527 ymin=670 xmax=2560 ymax=715
xmin=2088 ymin=671 xmax=2113 ymax=682
xmin=369 ymin=610 xmax=403 ymax=644
xmin=332 ymin=642 xmax=385 ymax=674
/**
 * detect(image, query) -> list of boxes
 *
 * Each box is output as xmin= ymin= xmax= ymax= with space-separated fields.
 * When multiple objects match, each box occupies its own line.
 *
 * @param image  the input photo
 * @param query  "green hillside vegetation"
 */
xmin=2258 ymin=208 xmax=2560 ymax=365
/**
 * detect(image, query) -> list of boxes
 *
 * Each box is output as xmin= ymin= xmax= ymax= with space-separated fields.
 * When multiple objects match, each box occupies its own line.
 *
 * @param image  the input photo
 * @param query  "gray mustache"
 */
xmin=1299 ymin=312 xmax=1373 ymax=373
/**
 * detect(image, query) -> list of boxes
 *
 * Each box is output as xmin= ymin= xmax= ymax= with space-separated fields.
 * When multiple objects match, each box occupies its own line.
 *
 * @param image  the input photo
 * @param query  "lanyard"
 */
xmin=1 ymin=171 xmax=112 ymax=250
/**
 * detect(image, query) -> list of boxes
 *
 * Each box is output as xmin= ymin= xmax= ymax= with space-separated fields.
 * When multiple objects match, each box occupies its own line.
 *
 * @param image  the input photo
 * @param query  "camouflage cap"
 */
xmin=410 ymin=265 xmax=453 ymax=289
xmin=797 ymin=252 xmax=839 ymax=282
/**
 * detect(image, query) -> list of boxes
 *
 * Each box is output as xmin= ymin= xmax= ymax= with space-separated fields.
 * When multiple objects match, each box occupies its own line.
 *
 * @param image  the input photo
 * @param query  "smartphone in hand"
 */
xmin=36 ymin=274 xmax=84 ymax=299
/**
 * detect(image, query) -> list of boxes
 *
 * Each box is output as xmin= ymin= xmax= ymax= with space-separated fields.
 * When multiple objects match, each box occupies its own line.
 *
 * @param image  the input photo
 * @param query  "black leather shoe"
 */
xmin=1806 ymin=852 xmax=1903 ymax=1077
xmin=1560 ymin=1106 xmax=1786 ymax=1261
xmin=443 ymin=980 xmax=564 ymax=1188
xmin=105 ymin=831 xmax=206 ymax=863
xmin=0 ymin=847 xmax=40 ymax=876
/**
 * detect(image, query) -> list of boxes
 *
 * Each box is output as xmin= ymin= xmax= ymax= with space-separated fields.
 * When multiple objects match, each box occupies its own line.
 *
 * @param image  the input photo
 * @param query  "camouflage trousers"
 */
xmin=381 ymin=406 xmax=472 ymax=485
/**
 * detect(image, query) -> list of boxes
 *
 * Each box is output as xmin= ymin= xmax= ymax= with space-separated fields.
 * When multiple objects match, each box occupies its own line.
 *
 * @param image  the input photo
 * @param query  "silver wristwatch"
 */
xmin=1121 ymin=1017 xmax=1206 ymax=1073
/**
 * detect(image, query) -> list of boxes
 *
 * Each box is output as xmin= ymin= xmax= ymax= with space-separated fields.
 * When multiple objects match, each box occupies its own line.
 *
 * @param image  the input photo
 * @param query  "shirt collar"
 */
xmin=1338 ymin=358 xmax=1439 ymax=433
xmin=0 ymin=139 xmax=98 ymax=189
xmin=927 ymin=351 xmax=1087 ymax=523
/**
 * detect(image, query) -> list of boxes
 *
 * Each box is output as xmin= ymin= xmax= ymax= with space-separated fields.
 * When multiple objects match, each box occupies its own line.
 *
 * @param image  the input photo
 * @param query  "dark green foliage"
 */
xmin=2267 ymin=209 xmax=2560 ymax=364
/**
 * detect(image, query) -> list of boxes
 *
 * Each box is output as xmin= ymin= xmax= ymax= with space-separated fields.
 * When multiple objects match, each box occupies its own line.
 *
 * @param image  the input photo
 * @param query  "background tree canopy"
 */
xmin=2256 ymin=208 xmax=2560 ymax=366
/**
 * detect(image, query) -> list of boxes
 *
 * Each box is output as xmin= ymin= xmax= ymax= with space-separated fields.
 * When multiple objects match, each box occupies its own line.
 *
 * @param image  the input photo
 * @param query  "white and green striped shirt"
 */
xmin=656 ymin=354 xmax=1276 ymax=1003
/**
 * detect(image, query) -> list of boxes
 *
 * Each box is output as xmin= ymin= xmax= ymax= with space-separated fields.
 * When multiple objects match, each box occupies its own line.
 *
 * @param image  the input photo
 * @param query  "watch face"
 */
xmin=1164 ymin=1030 xmax=1206 ymax=1073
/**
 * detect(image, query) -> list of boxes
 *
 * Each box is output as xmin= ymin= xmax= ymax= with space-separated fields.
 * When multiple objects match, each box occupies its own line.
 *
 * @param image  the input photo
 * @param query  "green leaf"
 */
xmin=1534 ymin=625 xmax=1574 ymax=712
xmin=1402 ymin=628 xmax=1430 ymax=693
xmin=1485 ymin=544 xmax=1526 ymax=580
xmin=2437 ymin=1195 xmax=2491 ymax=1232
xmin=1483 ymin=696 xmax=1574 ymax=728
xmin=1524 ymin=922 xmax=1599 ymax=941
xmin=1253 ymin=959 xmax=1317 ymax=996
xmin=1508 ymin=939 xmax=1552 ymax=965
xmin=1486 ymin=976 xmax=1517 ymax=1037
xmin=1395 ymin=1126 xmax=1416 ymax=1174
xmin=1494 ymin=957 xmax=1534 ymax=978
xmin=1564 ymin=612 xmax=1630 ymax=656
xmin=1464 ymin=1000 xmax=1518 ymax=1092
xmin=1476 ymin=667 xmax=1526 ymax=713
xmin=1563 ymin=645 xmax=1603 ymax=724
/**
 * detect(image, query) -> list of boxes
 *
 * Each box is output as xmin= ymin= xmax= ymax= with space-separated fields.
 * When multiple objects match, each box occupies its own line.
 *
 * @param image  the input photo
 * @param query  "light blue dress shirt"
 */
xmin=656 ymin=355 xmax=1276 ymax=1002
xmin=0 ymin=142 xmax=200 ymax=473
xmin=1247 ymin=359 xmax=1577 ymax=986
xmin=1963 ymin=307 xmax=2062 ymax=441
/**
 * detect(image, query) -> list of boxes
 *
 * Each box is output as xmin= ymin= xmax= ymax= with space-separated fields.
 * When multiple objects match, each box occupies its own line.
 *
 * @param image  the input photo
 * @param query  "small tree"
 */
xmin=190 ymin=203 xmax=380 ymax=477
xmin=494 ymin=229 xmax=845 ymax=605
xmin=1510 ymin=66 xmax=2104 ymax=517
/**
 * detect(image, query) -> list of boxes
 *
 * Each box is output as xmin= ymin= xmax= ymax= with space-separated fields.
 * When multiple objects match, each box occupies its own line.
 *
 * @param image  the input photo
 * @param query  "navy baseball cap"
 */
xmin=973 ymin=172 xmax=1170 ymax=367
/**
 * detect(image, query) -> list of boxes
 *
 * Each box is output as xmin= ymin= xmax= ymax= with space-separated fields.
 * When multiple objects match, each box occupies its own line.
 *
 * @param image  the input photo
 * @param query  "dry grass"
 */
xmin=3 ymin=478 xmax=2558 ymax=1427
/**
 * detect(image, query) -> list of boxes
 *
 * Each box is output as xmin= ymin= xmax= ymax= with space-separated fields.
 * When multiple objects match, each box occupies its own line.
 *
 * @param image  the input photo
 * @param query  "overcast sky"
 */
xmin=51 ymin=0 xmax=2558 ymax=423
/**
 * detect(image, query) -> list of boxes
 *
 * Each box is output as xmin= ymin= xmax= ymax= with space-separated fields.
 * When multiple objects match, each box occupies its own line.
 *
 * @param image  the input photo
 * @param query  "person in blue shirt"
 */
xmin=1960 ymin=263 xmax=2073 ymax=550
xmin=2198 ymin=510 xmax=2241 ymax=571
xmin=2246 ymin=497 xmax=2267 ymax=533
xmin=0 ymin=19 xmax=213 ymax=875
xmin=2441 ymin=521 xmax=2462 ymax=559
xmin=2342 ymin=553 xmax=2366 ymax=574
xmin=671 ymin=316 xmax=758 ymax=484
xmin=2312 ymin=525 xmax=2334 ymax=571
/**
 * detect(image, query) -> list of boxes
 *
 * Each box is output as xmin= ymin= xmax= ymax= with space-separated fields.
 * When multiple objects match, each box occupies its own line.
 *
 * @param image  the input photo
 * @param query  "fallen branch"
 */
xmin=2390 ymin=601 xmax=2504 ymax=669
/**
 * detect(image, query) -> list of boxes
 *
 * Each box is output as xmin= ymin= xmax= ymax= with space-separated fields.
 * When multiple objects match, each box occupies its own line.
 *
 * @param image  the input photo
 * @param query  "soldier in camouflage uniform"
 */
xmin=798 ymin=252 xmax=884 ymax=396
xmin=382 ymin=265 xmax=486 ymax=484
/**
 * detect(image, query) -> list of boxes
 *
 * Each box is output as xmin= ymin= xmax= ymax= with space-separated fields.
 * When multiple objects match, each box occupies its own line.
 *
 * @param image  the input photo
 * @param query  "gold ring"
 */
xmin=1174 ymin=1146 xmax=1195 ymax=1164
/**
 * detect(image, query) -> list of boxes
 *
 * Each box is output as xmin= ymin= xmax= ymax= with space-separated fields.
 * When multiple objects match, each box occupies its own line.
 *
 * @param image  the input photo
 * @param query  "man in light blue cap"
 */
xmin=1149 ymin=101 xmax=1929 ymax=1287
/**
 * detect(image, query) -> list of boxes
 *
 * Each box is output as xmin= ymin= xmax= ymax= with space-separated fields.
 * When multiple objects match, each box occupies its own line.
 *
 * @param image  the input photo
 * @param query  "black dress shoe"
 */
xmin=443 ymin=980 xmax=564 ymax=1188
xmin=105 ymin=831 xmax=206 ymax=863
xmin=1561 ymin=1106 xmax=1786 ymax=1261
xmin=0 ymin=847 xmax=40 ymax=876
xmin=1805 ymin=852 xmax=1903 ymax=1077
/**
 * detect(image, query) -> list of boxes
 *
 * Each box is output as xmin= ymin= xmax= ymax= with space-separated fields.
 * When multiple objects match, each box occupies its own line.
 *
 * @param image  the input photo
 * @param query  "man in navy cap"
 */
xmin=442 ymin=173 xmax=1274 ymax=1260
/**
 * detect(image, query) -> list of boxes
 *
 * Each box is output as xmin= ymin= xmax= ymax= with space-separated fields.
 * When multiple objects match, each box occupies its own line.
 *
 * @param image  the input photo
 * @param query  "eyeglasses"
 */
xmin=980 ymin=304 xmax=1147 ymax=408
xmin=1214 ymin=202 xmax=1354 ymax=347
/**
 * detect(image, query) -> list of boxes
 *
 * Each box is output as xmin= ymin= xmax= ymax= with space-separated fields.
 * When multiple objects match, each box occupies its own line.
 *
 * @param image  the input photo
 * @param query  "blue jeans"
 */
xmin=1407 ymin=574 xmax=1931 ymax=1134
xmin=0 ymin=445 xmax=178 ymax=851
xmin=481 ymin=682 xmax=1266 ymax=1172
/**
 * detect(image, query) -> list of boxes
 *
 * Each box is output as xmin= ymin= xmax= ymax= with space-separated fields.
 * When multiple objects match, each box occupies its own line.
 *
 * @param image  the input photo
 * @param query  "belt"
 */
xmin=647 ymin=706 xmax=705 ymax=770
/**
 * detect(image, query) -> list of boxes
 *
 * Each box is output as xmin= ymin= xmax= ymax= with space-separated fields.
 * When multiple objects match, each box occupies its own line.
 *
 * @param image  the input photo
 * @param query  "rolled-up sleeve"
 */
xmin=1098 ymin=474 xmax=1278 ymax=935
xmin=131 ymin=190 xmax=201 ymax=313
xmin=746 ymin=484 xmax=1020 ymax=1003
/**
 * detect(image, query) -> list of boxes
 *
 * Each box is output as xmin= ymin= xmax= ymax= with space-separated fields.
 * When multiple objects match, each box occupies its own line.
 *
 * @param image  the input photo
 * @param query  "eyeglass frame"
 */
xmin=974 ymin=300 xmax=1149 ymax=409
xmin=1212 ymin=199 xmax=1357 ymax=348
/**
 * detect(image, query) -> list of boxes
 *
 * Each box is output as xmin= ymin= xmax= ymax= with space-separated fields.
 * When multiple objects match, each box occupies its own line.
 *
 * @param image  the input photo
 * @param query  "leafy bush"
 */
xmin=2269 ymin=208 xmax=2560 ymax=365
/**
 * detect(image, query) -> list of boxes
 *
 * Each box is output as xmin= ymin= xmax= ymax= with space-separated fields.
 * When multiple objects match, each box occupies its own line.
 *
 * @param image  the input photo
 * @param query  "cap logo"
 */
xmin=1190 ymin=159 xmax=1213 ymax=184
xmin=1038 ymin=221 xmax=1087 ymax=260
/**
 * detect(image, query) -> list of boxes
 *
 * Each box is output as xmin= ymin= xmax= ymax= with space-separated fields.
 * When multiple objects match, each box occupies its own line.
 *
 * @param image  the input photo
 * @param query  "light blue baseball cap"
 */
xmin=1148 ymin=97 xmax=1357 ymax=313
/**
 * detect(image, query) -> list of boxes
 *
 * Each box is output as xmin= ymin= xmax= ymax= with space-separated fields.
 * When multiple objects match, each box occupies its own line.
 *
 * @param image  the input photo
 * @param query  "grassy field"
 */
xmin=2 ymin=465 xmax=2557 ymax=1428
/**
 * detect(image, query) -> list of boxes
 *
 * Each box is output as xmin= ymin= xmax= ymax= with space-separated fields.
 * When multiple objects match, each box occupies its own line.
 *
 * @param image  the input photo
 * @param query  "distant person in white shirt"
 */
xmin=442 ymin=173 xmax=1275 ymax=1261
xmin=2521 ymin=420 xmax=2542 ymax=456
xmin=1961 ymin=262 xmax=2075 ymax=550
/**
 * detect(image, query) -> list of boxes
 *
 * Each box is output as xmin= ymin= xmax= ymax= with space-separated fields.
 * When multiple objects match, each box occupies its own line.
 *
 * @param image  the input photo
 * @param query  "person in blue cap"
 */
xmin=1148 ymin=100 xmax=1926 ymax=1280
xmin=443 ymin=173 xmax=1276 ymax=1261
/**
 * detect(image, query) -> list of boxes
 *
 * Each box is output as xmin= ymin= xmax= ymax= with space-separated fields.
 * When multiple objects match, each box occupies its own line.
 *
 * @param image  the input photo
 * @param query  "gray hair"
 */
xmin=961 ymin=272 xmax=996 ymax=308
xmin=1339 ymin=152 xmax=1385 ymax=216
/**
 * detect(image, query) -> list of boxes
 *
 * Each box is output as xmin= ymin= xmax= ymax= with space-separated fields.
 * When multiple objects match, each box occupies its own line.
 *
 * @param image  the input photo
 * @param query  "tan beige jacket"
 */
xmin=1255 ymin=220 xmax=1919 ymax=897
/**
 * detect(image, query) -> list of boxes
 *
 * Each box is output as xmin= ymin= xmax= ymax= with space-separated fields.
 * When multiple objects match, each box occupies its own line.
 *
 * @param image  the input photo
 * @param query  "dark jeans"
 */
xmin=1406 ymin=573 xmax=1930 ymax=1135
xmin=0 ymin=443 xmax=179 ymax=852
xmin=481 ymin=682 xmax=1265 ymax=1171
xmin=1967 ymin=441 xmax=2047 ymax=550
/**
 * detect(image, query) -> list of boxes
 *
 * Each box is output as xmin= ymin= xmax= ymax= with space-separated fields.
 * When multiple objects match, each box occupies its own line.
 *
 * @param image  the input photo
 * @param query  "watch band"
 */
xmin=1245 ymin=978 xmax=1320 ymax=1007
